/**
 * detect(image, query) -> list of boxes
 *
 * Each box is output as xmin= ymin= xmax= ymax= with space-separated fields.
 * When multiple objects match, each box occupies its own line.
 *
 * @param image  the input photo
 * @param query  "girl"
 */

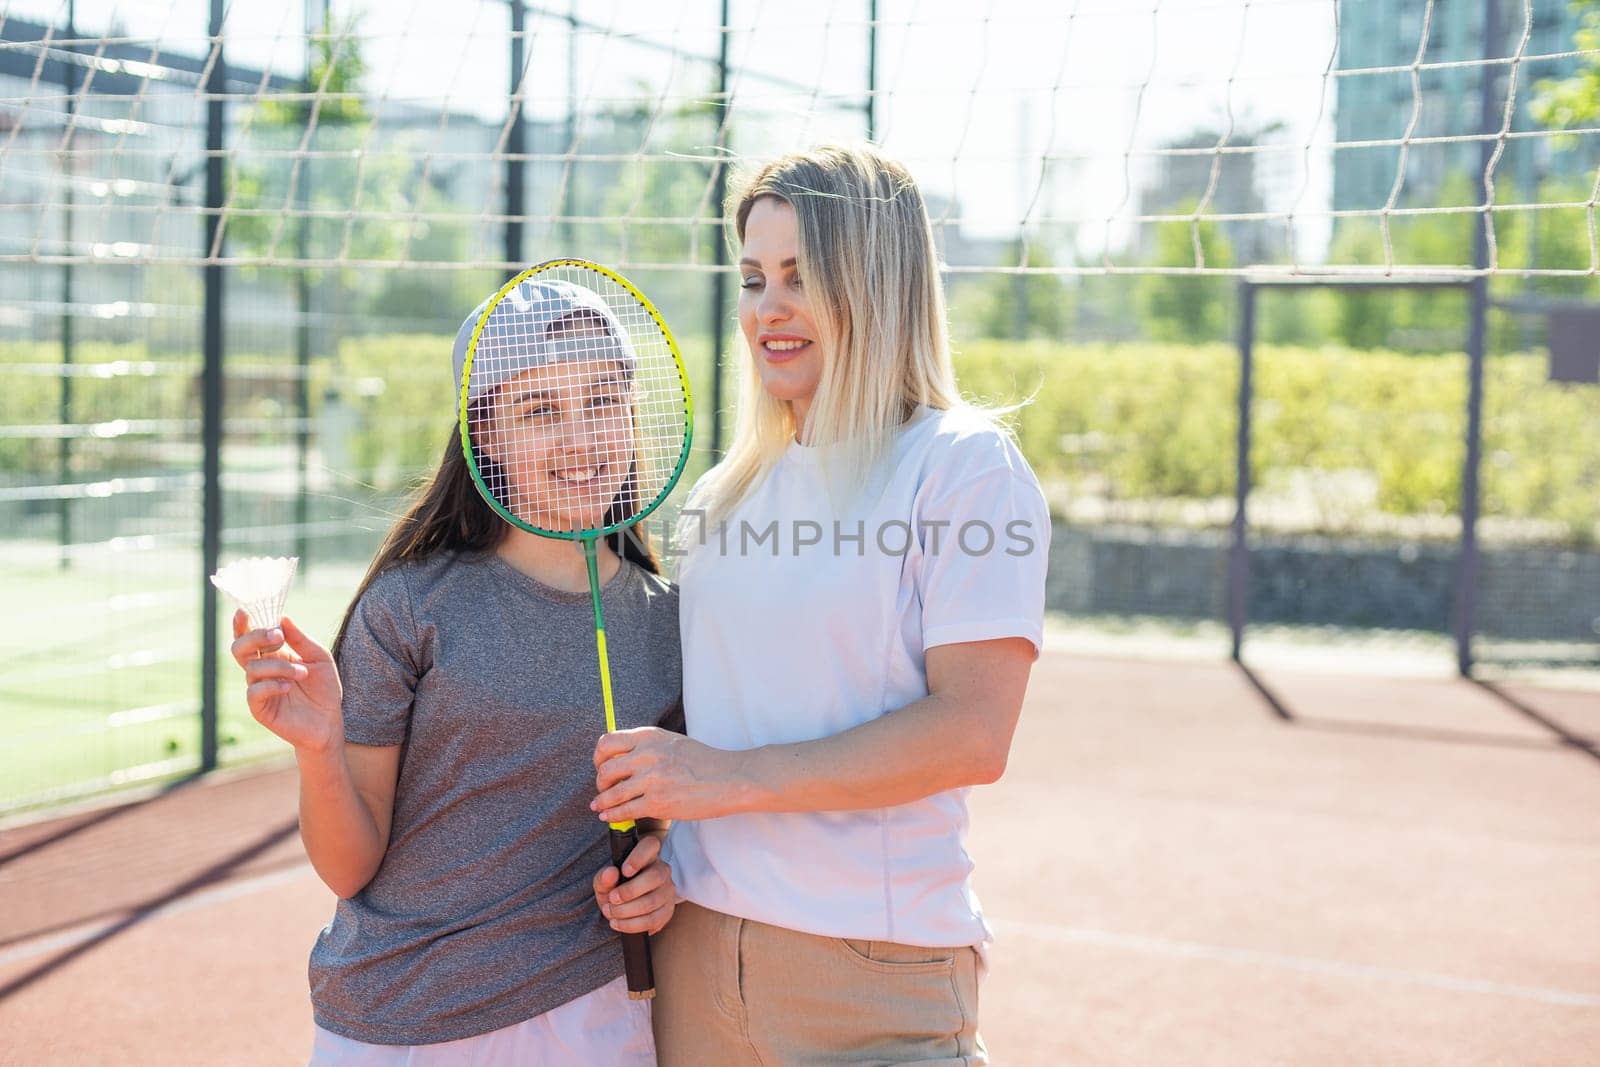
xmin=589 ymin=143 xmax=1051 ymax=1065
xmin=230 ymin=278 xmax=681 ymax=1066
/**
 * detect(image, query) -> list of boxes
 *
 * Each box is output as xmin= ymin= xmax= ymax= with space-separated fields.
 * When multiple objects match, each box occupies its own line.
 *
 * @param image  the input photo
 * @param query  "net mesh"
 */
xmin=2 ymin=0 xmax=1597 ymax=281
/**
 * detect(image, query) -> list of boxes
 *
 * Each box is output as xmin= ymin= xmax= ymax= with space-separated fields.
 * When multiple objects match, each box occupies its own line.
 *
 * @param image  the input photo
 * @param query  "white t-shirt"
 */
xmin=663 ymin=404 xmax=1050 ymax=949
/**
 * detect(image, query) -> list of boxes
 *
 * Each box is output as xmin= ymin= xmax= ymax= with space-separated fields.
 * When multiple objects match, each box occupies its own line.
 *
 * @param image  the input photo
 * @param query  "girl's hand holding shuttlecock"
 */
xmin=213 ymin=556 xmax=343 ymax=753
xmin=228 ymin=611 xmax=344 ymax=753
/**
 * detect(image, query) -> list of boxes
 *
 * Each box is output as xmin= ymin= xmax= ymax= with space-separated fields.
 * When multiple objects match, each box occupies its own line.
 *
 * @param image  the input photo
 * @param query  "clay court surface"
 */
xmin=2 ymin=650 xmax=1597 ymax=1066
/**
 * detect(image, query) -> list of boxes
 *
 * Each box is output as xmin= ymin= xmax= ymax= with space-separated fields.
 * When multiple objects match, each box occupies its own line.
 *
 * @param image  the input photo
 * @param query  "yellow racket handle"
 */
xmin=593 ymin=626 xmax=636 ymax=834
xmin=584 ymin=537 xmax=636 ymax=835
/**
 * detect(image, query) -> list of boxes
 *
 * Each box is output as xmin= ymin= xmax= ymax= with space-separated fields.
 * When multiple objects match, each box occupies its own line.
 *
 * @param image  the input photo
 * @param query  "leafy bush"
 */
xmin=7 ymin=337 xmax=1593 ymax=544
xmin=953 ymin=340 xmax=1598 ymax=544
xmin=327 ymin=333 xmax=457 ymax=485
xmin=0 ymin=342 xmax=195 ymax=480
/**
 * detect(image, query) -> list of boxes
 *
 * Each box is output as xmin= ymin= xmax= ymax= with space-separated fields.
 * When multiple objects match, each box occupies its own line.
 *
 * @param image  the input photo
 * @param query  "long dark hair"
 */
xmin=332 ymin=407 xmax=662 ymax=660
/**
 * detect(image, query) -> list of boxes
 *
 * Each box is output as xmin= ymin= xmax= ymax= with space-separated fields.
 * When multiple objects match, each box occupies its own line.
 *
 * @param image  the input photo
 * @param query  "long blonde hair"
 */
xmin=695 ymin=143 xmax=963 ymax=525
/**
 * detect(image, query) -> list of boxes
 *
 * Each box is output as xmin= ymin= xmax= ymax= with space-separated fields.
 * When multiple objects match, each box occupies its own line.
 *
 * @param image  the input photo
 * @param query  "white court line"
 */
xmin=990 ymin=918 xmax=1600 ymax=1008
xmin=0 ymin=863 xmax=319 ymax=971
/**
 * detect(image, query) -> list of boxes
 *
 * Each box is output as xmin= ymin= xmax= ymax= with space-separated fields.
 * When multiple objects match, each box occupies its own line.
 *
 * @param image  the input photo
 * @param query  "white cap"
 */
xmin=452 ymin=277 xmax=636 ymax=403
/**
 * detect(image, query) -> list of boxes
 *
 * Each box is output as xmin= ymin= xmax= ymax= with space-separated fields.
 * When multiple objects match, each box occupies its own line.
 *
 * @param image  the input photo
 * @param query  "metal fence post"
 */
xmin=1229 ymin=281 xmax=1256 ymax=662
xmin=1455 ymin=0 xmax=1500 ymax=677
xmin=200 ymin=0 xmax=228 ymax=773
xmin=709 ymin=0 xmax=731 ymax=461
xmin=507 ymin=0 xmax=526 ymax=268
xmin=866 ymin=0 xmax=878 ymax=142
xmin=57 ymin=0 xmax=77 ymax=570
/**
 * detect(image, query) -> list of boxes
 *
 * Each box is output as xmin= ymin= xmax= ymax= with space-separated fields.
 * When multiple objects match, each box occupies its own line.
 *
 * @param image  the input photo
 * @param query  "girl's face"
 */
xmin=479 ymin=353 xmax=635 ymax=532
xmin=737 ymin=197 xmax=824 ymax=424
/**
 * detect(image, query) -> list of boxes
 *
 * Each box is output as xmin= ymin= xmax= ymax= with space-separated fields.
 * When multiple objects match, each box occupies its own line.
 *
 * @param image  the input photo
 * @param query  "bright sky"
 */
xmin=11 ymin=0 xmax=1341 ymax=257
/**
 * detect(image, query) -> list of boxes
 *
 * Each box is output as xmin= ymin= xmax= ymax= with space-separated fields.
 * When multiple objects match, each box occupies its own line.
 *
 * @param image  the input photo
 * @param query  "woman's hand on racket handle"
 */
xmin=592 ymin=831 xmax=677 ymax=936
xmin=228 ymin=610 xmax=344 ymax=754
xmin=592 ymin=727 xmax=745 ymax=824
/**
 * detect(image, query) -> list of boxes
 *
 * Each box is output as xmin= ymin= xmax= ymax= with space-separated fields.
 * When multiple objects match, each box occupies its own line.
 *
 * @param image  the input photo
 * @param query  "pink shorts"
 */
xmin=308 ymin=975 xmax=653 ymax=1066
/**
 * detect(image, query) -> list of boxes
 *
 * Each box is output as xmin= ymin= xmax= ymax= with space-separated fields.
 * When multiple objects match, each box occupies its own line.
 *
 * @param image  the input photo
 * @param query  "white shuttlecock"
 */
xmin=210 ymin=556 xmax=299 ymax=630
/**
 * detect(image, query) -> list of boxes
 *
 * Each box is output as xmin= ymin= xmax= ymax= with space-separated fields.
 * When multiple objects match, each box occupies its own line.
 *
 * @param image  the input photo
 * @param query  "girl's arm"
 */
xmin=294 ymin=741 xmax=400 ymax=898
xmin=230 ymin=611 xmax=400 ymax=898
xmin=591 ymin=636 xmax=1034 ymax=823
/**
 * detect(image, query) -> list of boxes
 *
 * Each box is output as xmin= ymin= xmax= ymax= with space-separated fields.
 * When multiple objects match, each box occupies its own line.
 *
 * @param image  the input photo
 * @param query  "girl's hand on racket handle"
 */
xmin=228 ymin=610 xmax=344 ymax=754
xmin=591 ymin=832 xmax=677 ymax=936
xmin=592 ymin=727 xmax=743 ymax=823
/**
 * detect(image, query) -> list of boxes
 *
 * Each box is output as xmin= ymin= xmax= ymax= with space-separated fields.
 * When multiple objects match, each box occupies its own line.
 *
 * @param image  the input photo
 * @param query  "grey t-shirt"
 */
xmin=309 ymin=549 xmax=682 ymax=1046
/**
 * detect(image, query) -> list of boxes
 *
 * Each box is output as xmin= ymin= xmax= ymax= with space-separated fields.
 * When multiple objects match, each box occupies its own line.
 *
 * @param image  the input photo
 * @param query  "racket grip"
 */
xmin=609 ymin=826 xmax=657 ymax=1000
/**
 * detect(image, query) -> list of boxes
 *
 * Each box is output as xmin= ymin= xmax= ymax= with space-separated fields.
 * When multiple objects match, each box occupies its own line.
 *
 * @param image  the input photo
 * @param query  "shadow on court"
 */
xmin=1 ymin=651 xmax=1597 ymax=1066
xmin=1238 ymin=664 xmax=1600 ymax=761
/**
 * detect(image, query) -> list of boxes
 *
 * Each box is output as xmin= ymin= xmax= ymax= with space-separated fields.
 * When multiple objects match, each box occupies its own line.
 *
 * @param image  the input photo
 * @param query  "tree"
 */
xmin=596 ymin=96 xmax=723 ymax=291
xmin=1531 ymin=1 xmax=1600 ymax=136
xmin=947 ymin=240 xmax=1074 ymax=343
xmin=1497 ymin=177 xmax=1597 ymax=299
xmin=230 ymin=13 xmax=475 ymax=316
xmin=1137 ymin=205 xmax=1234 ymax=343
xmin=1525 ymin=3 xmax=1600 ymax=300
xmin=1323 ymin=173 xmax=1481 ymax=352
xmin=1324 ymin=223 xmax=1397 ymax=349
xmin=229 ymin=12 xmax=370 ymax=262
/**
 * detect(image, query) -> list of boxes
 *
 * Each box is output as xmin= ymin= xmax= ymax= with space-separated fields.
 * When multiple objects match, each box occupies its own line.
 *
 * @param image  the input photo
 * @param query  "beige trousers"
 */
xmin=652 ymin=900 xmax=986 ymax=1067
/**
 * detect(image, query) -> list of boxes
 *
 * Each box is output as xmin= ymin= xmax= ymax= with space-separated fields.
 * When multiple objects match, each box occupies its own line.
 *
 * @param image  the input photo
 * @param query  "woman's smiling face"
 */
xmin=737 ymin=196 xmax=824 ymax=426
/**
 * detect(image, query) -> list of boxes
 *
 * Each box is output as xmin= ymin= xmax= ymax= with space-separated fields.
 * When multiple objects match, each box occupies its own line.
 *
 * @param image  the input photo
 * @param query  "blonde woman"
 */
xmin=588 ymin=143 xmax=1049 ymax=1065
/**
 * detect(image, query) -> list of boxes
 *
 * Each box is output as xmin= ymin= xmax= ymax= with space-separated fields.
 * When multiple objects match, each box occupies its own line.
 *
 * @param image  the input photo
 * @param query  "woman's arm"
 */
xmin=230 ymin=611 xmax=400 ymax=898
xmin=591 ymin=636 xmax=1034 ymax=823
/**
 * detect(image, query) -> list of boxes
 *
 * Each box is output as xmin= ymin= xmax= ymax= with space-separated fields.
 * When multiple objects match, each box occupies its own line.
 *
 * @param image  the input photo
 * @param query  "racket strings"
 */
xmin=463 ymin=265 xmax=691 ymax=537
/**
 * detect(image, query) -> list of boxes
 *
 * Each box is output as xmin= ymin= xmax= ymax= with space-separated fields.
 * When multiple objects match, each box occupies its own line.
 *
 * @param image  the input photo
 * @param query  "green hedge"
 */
xmin=6 ymin=338 xmax=1595 ymax=543
xmin=0 ymin=342 xmax=196 ymax=478
xmin=953 ymin=340 xmax=1597 ymax=543
xmin=329 ymin=333 xmax=458 ymax=482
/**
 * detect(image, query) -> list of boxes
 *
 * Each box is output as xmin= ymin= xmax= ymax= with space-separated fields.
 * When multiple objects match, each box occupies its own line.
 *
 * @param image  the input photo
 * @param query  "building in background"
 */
xmin=1333 ymin=0 xmax=1600 ymax=214
xmin=0 ymin=18 xmax=503 ymax=350
xmin=1134 ymin=121 xmax=1299 ymax=268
